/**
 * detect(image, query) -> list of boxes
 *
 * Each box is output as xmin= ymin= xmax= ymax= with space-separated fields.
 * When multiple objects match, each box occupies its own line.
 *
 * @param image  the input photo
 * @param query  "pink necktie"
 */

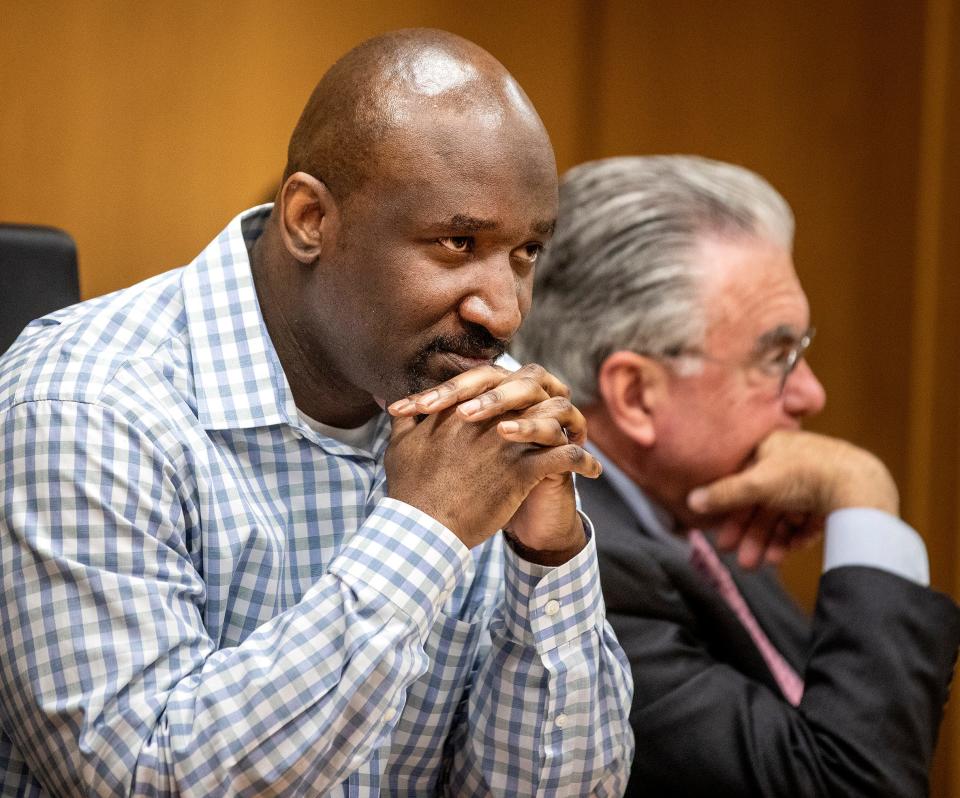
xmin=688 ymin=529 xmax=804 ymax=706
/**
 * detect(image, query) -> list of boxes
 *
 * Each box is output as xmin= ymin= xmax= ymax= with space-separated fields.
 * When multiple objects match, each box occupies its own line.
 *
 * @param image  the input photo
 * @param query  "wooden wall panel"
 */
xmin=2 ymin=1 xmax=958 ymax=794
xmin=586 ymin=0 xmax=925 ymax=523
xmin=909 ymin=1 xmax=960 ymax=792
xmin=0 ymin=0 xmax=584 ymax=300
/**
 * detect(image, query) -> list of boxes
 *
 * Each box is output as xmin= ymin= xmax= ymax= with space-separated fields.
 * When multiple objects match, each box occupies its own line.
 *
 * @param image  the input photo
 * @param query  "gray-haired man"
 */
xmin=514 ymin=155 xmax=960 ymax=797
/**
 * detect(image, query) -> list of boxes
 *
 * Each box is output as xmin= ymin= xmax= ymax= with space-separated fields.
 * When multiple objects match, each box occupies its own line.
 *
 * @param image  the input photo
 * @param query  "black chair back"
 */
xmin=0 ymin=224 xmax=80 ymax=354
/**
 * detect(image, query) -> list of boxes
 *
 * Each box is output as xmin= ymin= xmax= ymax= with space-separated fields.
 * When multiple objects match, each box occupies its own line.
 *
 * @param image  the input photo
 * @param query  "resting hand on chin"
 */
xmin=387 ymin=362 xmax=600 ymax=565
xmin=686 ymin=429 xmax=899 ymax=569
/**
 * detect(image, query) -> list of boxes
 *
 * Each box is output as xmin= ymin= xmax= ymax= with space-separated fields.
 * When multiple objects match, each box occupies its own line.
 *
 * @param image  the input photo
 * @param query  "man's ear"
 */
xmin=278 ymin=171 xmax=340 ymax=264
xmin=597 ymin=350 xmax=667 ymax=447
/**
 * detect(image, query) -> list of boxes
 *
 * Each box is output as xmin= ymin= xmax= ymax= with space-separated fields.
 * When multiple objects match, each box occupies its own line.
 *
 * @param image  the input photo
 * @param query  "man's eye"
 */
xmin=760 ymin=346 xmax=793 ymax=372
xmin=516 ymin=243 xmax=542 ymax=263
xmin=438 ymin=236 xmax=473 ymax=253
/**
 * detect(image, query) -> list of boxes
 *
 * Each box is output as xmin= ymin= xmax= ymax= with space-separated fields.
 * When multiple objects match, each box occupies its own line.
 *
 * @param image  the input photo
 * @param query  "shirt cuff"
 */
xmin=823 ymin=507 xmax=929 ymax=586
xmin=329 ymin=497 xmax=472 ymax=638
xmin=500 ymin=511 xmax=607 ymax=653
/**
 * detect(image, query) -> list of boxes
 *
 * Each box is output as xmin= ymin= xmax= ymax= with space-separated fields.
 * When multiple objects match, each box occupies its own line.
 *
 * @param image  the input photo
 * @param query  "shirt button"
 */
xmin=544 ymin=599 xmax=560 ymax=617
xmin=555 ymin=713 xmax=568 ymax=729
xmin=383 ymin=706 xmax=397 ymax=723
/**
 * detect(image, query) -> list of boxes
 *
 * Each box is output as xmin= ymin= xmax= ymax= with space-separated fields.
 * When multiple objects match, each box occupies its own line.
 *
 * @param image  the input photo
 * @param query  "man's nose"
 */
xmin=782 ymin=358 xmax=826 ymax=418
xmin=457 ymin=258 xmax=525 ymax=342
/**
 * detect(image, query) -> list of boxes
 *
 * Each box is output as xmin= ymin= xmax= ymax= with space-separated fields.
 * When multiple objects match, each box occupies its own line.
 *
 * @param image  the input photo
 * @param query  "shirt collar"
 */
xmin=586 ymin=442 xmax=687 ymax=552
xmin=182 ymin=204 xmax=301 ymax=431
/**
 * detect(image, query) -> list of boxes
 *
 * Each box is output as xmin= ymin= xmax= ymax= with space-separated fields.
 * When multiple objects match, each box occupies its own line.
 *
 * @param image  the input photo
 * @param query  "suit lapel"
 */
xmin=582 ymin=472 xmax=808 ymax=696
xmin=653 ymin=541 xmax=787 ymax=691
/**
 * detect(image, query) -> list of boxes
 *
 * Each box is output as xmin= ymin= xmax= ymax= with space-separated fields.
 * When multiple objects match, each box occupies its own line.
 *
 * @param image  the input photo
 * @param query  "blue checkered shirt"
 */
xmin=0 ymin=206 xmax=633 ymax=796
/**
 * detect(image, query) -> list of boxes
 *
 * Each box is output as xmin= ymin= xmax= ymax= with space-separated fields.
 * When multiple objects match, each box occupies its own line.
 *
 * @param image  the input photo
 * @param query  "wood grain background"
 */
xmin=2 ymin=1 xmax=958 ymax=792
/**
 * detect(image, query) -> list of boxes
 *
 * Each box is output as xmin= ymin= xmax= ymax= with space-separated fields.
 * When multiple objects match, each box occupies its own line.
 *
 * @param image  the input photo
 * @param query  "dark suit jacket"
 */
xmin=581 ymin=473 xmax=960 ymax=797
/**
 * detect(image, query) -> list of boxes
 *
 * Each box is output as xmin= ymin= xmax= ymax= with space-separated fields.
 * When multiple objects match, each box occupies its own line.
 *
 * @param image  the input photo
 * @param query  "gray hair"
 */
xmin=511 ymin=155 xmax=795 ymax=405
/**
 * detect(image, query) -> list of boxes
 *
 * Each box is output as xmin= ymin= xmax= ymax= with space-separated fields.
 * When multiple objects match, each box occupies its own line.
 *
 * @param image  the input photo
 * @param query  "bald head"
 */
xmin=255 ymin=29 xmax=557 ymax=427
xmin=284 ymin=28 xmax=546 ymax=202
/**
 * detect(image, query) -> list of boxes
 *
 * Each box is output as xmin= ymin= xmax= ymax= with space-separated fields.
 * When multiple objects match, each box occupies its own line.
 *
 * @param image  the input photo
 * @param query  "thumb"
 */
xmin=389 ymin=412 xmax=417 ymax=441
xmin=688 ymin=470 xmax=764 ymax=515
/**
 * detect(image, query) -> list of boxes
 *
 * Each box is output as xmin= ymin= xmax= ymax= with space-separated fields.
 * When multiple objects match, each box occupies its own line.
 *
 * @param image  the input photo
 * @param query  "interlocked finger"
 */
xmin=388 ymin=364 xmax=511 ymax=416
xmin=499 ymin=417 xmax=569 ymax=447
xmin=522 ymin=442 xmax=603 ymax=482
xmin=388 ymin=362 xmax=571 ymax=419
xmin=455 ymin=364 xmax=572 ymax=421
xmin=495 ymin=396 xmax=587 ymax=445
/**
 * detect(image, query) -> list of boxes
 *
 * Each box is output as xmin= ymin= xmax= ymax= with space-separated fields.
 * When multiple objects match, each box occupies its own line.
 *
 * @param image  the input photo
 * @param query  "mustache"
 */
xmin=424 ymin=325 xmax=507 ymax=361
xmin=402 ymin=324 xmax=508 ymax=397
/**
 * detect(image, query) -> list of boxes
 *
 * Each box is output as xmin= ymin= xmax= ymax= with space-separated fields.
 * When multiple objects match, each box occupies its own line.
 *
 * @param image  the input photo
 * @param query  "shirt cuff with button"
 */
xmin=823 ymin=507 xmax=929 ymax=586
xmin=499 ymin=512 xmax=607 ymax=653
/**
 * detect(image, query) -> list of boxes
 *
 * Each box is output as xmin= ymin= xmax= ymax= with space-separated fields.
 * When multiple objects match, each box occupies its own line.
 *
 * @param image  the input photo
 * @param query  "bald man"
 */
xmin=0 ymin=30 xmax=632 ymax=796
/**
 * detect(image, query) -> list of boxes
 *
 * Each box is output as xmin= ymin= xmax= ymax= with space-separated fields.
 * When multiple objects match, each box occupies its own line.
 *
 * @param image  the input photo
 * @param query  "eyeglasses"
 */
xmin=772 ymin=326 xmax=815 ymax=394
xmin=658 ymin=327 xmax=816 ymax=397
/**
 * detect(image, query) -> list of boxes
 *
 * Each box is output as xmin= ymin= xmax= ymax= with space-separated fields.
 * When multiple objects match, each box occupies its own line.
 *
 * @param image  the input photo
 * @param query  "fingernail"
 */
xmin=688 ymin=488 xmax=708 ymax=511
xmin=459 ymin=399 xmax=481 ymax=415
xmin=388 ymin=398 xmax=411 ymax=413
xmin=500 ymin=420 xmax=519 ymax=433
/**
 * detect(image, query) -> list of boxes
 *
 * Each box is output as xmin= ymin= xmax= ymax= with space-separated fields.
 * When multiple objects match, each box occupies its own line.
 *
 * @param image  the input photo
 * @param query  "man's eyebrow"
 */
xmin=754 ymin=324 xmax=802 ymax=350
xmin=532 ymin=219 xmax=556 ymax=236
xmin=431 ymin=216 xmax=555 ymax=236
xmin=441 ymin=214 xmax=497 ymax=232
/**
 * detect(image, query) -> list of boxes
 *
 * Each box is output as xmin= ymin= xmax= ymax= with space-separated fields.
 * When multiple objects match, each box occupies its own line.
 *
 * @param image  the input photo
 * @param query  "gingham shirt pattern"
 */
xmin=0 ymin=206 xmax=633 ymax=797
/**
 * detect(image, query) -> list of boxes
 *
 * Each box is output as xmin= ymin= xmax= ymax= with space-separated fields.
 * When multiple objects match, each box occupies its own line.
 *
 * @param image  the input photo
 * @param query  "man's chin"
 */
xmin=376 ymin=372 xmax=445 ymax=407
xmin=396 ymin=351 xmax=498 ymax=400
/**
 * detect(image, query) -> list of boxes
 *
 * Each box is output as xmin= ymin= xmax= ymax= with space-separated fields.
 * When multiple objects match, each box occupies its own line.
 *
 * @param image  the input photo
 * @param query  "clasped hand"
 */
xmin=384 ymin=363 xmax=602 ymax=565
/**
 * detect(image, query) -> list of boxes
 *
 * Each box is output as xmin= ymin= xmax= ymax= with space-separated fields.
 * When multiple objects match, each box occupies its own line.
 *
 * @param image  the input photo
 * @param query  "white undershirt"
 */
xmin=298 ymin=410 xmax=381 ymax=455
